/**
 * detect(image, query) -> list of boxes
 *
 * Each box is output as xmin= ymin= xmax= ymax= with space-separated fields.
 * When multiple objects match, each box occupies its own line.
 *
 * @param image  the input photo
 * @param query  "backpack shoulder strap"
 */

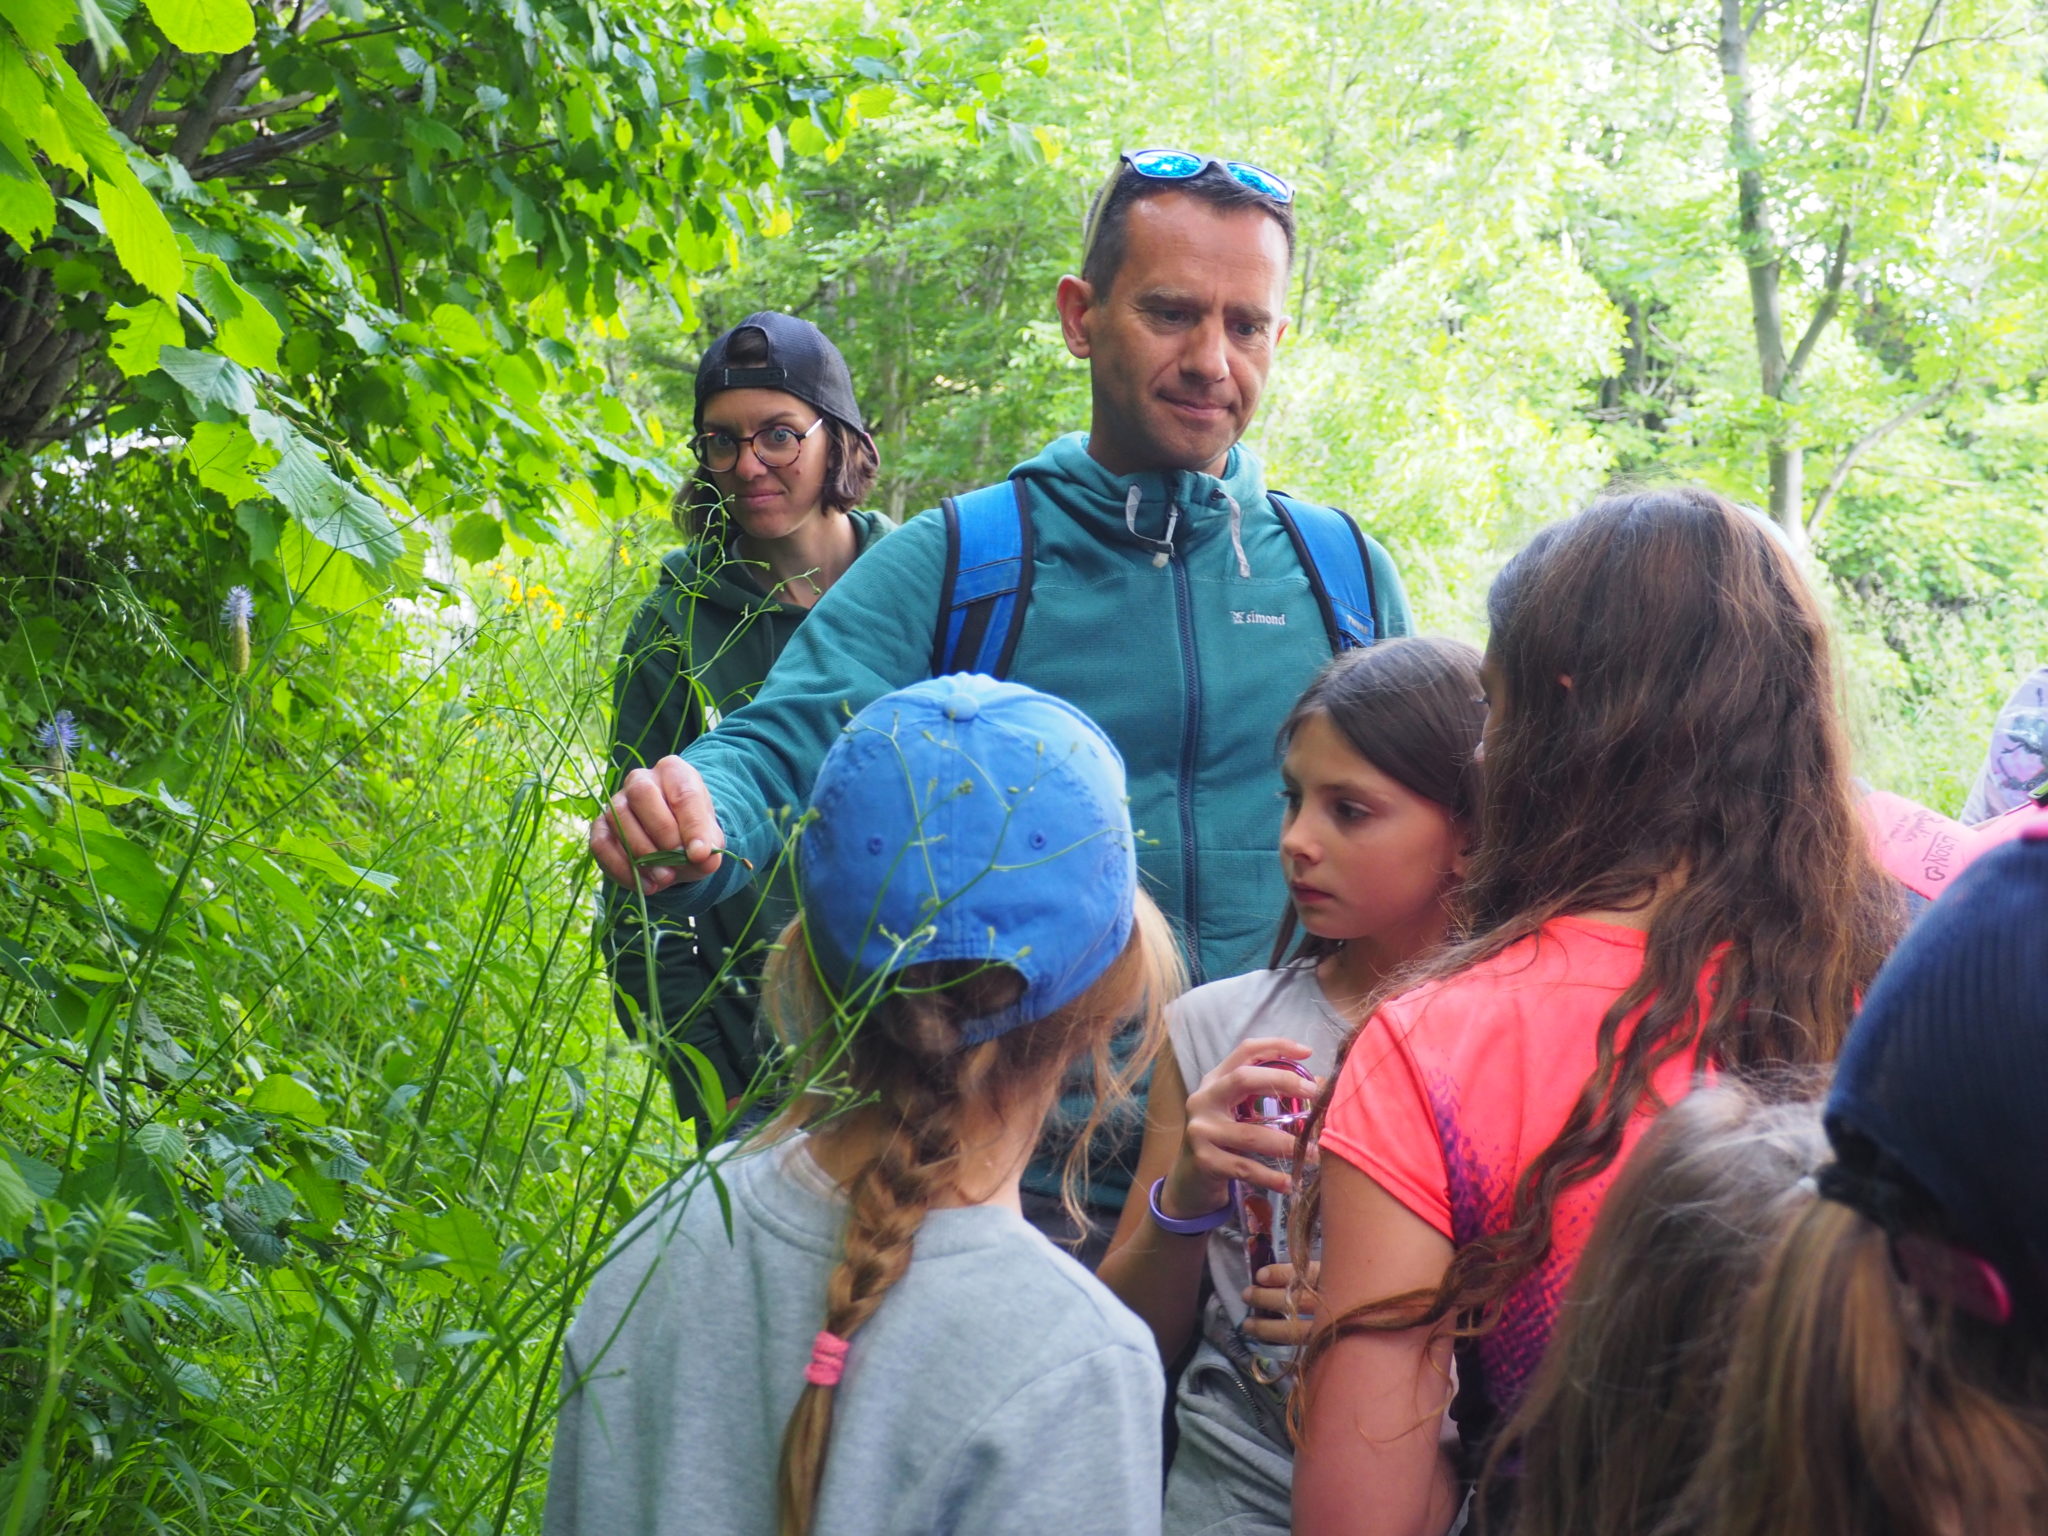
xmin=1268 ymin=491 xmax=1377 ymax=653
xmin=933 ymin=478 xmax=1034 ymax=679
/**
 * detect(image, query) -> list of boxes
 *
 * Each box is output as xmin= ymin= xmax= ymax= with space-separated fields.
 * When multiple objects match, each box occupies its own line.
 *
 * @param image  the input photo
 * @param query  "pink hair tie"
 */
xmin=805 ymin=1330 xmax=850 ymax=1388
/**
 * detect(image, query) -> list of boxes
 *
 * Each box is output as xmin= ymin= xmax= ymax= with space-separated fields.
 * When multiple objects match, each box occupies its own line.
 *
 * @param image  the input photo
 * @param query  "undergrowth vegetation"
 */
xmin=0 ymin=504 xmax=723 ymax=1534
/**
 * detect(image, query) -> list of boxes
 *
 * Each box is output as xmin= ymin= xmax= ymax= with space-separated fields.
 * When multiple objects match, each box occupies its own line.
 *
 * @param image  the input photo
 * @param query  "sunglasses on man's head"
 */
xmin=1120 ymin=149 xmax=1295 ymax=205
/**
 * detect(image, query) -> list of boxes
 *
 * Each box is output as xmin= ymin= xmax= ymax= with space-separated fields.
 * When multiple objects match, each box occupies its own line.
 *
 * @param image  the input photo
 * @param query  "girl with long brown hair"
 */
xmin=1097 ymin=637 xmax=1484 ymax=1535
xmin=1670 ymin=830 xmax=2048 ymax=1536
xmin=1481 ymin=1080 xmax=1827 ymax=1536
xmin=548 ymin=676 xmax=1183 ymax=1536
xmin=1288 ymin=488 xmax=1900 ymax=1536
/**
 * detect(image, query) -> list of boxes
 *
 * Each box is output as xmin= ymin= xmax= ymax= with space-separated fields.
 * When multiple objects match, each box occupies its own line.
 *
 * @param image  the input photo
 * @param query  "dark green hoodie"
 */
xmin=601 ymin=509 xmax=892 ymax=1124
xmin=647 ymin=435 xmax=1410 ymax=1204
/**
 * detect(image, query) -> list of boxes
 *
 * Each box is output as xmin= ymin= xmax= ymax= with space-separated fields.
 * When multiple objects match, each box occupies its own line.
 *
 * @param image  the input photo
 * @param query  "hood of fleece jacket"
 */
xmin=1009 ymin=432 xmax=1270 ymax=570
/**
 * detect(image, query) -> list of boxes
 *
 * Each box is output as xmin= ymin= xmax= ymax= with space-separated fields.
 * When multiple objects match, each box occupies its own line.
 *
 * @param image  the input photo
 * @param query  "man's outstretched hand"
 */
xmin=590 ymin=755 xmax=727 ymax=894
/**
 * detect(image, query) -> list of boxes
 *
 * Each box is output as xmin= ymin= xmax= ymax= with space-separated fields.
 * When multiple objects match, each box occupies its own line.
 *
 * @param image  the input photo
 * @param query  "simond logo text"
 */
xmin=1231 ymin=611 xmax=1287 ymax=627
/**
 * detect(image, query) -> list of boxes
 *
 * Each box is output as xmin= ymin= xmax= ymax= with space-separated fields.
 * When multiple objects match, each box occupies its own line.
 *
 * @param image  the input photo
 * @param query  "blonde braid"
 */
xmin=764 ymin=897 xmax=1182 ymax=1535
xmin=775 ymin=1019 xmax=964 ymax=1535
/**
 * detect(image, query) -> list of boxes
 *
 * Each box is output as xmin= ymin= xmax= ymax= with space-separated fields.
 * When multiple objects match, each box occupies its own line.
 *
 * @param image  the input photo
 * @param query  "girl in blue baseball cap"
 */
xmin=548 ymin=675 xmax=1185 ymax=1536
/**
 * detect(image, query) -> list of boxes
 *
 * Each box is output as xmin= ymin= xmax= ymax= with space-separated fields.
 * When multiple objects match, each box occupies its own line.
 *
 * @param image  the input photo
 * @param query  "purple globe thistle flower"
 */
xmin=35 ymin=710 xmax=78 ymax=771
xmin=222 ymin=584 xmax=253 ymax=675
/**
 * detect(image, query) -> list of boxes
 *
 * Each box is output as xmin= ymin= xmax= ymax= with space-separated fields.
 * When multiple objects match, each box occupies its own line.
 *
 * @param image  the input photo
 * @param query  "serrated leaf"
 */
xmin=73 ymin=0 xmax=124 ymax=67
xmin=220 ymin=1199 xmax=285 ymax=1265
xmin=42 ymin=60 xmax=126 ymax=180
xmin=788 ymin=116 xmax=830 ymax=156
xmin=134 ymin=1122 xmax=188 ymax=1167
xmin=339 ymin=311 xmax=385 ymax=355
xmin=0 ymin=1156 xmax=35 ymax=1245
xmin=142 ymin=0 xmax=255 ymax=53
xmin=403 ymin=115 xmax=464 ymax=158
xmin=276 ymin=520 xmax=379 ymax=609
xmin=245 ymin=1072 xmax=327 ymax=1124
xmin=107 ymin=296 xmax=183 ymax=376
xmin=0 ymin=135 xmax=56 ymax=246
xmin=317 ymin=1150 xmax=369 ymax=1184
xmin=0 ymin=0 xmax=68 ymax=50
xmin=2 ymin=1144 xmax=60 ymax=1200
xmin=185 ymin=419 xmax=270 ymax=503
xmin=160 ymin=346 xmax=256 ymax=412
xmin=241 ymin=1174 xmax=296 ymax=1221
xmin=428 ymin=301 xmax=490 ymax=356
xmin=400 ymin=1206 xmax=498 ymax=1287
xmin=195 ymin=261 xmax=282 ymax=371
xmin=449 ymin=511 xmax=503 ymax=563
xmin=166 ymin=1357 xmax=222 ymax=1401
xmin=96 ymin=166 xmax=182 ymax=300
xmin=258 ymin=432 xmax=404 ymax=566
xmin=274 ymin=828 xmax=398 ymax=892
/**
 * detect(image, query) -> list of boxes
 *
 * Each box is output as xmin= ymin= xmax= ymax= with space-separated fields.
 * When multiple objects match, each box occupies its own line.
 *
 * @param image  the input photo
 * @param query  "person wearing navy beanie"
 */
xmin=1674 ymin=825 xmax=2048 ymax=1536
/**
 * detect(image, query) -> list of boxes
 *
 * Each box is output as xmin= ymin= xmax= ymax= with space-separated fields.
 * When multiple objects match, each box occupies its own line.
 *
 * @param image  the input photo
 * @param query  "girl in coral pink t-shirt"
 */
xmin=1291 ymin=490 xmax=1902 ymax=1536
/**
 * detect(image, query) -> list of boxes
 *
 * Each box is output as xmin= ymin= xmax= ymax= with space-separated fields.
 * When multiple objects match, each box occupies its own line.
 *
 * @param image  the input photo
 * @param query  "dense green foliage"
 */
xmin=2 ymin=0 xmax=2045 ymax=1531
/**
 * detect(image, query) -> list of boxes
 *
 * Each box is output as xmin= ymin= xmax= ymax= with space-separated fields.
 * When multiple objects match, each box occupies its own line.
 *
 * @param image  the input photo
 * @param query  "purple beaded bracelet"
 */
xmin=1147 ymin=1175 xmax=1232 ymax=1235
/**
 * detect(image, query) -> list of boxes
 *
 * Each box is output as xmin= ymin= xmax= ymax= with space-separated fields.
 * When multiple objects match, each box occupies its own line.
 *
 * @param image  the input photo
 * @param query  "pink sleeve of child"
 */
xmin=1316 ymin=1004 xmax=1454 ymax=1240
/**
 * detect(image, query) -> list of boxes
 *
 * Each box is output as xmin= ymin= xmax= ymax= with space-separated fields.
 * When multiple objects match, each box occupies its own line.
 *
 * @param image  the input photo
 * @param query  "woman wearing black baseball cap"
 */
xmin=602 ymin=313 xmax=889 ymax=1134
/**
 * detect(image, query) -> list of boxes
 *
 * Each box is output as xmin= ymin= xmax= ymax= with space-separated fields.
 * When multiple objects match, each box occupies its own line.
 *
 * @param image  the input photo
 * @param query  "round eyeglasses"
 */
xmin=689 ymin=417 xmax=824 ymax=473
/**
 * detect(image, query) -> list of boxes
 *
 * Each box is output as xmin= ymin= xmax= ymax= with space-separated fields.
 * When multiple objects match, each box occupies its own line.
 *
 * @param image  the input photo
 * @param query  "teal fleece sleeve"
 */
xmin=649 ymin=511 xmax=949 ymax=918
xmin=1362 ymin=532 xmax=1413 ymax=637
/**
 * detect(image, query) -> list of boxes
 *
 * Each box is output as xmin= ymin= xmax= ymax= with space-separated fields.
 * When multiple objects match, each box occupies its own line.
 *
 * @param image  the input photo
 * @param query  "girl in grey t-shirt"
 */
xmin=1097 ymin=639 xmax=1485 ymax=1535
xmin=548 ymin=678 xmax=1185 ymax=1536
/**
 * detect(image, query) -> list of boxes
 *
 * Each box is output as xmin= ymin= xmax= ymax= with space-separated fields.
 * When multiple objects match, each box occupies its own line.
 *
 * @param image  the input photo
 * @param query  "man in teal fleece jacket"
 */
xmin=590 ymin=155 xmax=1411 ymax=1238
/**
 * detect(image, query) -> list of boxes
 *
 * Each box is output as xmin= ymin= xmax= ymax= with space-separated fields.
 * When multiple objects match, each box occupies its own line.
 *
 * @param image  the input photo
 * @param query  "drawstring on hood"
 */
xmin=1222 ymin=492 xmax=1251 ymax=579
xmin=1124 ymin=483 xmax=1181 ymax=568
xmin=1015 ymin=434 xmax=1273 ymax=578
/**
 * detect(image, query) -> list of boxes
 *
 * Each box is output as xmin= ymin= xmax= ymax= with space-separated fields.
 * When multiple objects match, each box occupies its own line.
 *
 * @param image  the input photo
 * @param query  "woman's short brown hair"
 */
xmin=672 ymin=417 xmax=878 ymax=539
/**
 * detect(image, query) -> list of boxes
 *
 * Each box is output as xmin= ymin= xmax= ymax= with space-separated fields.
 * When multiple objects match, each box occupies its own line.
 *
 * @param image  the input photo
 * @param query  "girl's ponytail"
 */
xmin=1679 ymin=1199 xmax=2048 ymax=1536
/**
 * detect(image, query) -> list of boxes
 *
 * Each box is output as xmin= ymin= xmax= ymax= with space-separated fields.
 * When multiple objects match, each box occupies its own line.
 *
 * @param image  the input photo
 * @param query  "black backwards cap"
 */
xmin=692 ymin=311 xmax=864 ymax=434
xmin=1822 ymin=825 xmax=2048 ymax=1323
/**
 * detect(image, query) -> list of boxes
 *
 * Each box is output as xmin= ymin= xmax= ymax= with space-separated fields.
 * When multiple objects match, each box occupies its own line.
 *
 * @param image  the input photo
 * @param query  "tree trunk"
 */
xmin=1769 ymin=442 xmax=1805 ymax=547
xmin=0 ymin=248 xmax=103 ymax=472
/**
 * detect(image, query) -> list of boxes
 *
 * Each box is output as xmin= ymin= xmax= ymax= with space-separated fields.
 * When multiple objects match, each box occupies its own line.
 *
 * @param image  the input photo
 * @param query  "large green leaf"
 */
xmin=185 ymin=418 xmax=270 ymax=502
xmin=0 ymin=0 xmax=68 ymax=51
xmin=245 ymin=1072 xmax=327 ymax=1125
xmin=275 ymin=519 xmax=381 ymax=610
xmin=107 ymin=297 xmax=184 ymax=377
xmin=195 ymin=261 xmax=283 ymax=372
xmin=0 ymin=137 xmax=55 ymax=246
xmin=257 ymin=430 xmax=404 ymax=567
xmin=142 ymin=0 xmax=255 ymax=53
xmin=97 ymin=162 xmax=184 ymax=299
xmin=160 ymin=346 xmax=256 ymax=412
xmin=395 ymin=1205 xmax=500 ymax=1288
xmin=0 ymin=1154 xmax=35 ymax=1246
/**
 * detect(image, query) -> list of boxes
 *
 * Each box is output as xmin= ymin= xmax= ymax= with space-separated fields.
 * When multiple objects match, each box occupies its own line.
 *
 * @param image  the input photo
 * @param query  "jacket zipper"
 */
xmin=1170 ymin=521 xmax=1205 ymax=985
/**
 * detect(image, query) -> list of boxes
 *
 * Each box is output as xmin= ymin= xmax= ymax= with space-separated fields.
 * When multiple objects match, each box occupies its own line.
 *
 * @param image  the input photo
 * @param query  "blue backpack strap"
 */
xmin=1268 ymin=491 xmax=1377 ymax=652
xmin=933 ymin=478 xmax=1034 ymax=678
